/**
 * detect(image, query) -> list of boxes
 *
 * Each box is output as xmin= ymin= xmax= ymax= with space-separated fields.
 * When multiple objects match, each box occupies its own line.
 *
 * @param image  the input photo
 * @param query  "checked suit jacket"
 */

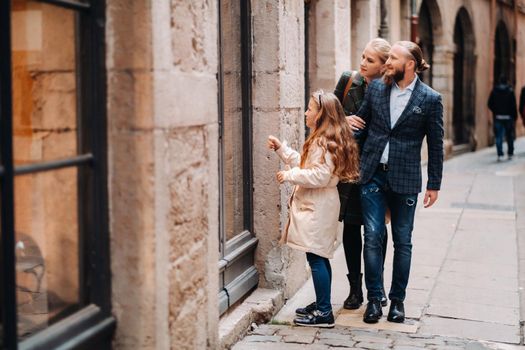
xmin=356 ymin=77 xmax=444 ymax=194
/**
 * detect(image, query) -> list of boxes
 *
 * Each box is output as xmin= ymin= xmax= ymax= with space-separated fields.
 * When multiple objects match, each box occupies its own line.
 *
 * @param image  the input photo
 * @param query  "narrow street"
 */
xmin=232 ymin=137 xmax=525 ymax=350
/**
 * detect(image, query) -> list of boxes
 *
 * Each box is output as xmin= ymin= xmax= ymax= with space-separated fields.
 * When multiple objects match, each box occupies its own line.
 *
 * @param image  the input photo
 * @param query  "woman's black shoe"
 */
xmin=343 ymin=273 xmax=363 ymax=310
xmin=294 ymin=310 xmax=335 ymax=328
xmin=363 ymin=300 xmax=383 ymax=323
xmin=295 ymin=301 xmax=316 ymax=316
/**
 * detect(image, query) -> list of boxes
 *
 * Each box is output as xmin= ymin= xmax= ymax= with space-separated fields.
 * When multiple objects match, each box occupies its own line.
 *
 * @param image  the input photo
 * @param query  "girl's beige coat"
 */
xmin=277 ymin=141 xmax=342 ymax=259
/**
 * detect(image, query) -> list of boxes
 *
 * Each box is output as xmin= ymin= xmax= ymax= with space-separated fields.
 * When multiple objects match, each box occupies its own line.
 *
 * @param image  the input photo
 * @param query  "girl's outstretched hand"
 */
xmin=276 ymin=171 xmax=285 ymax=184
xmin=267 ymin=135 xmax=282 ymax=150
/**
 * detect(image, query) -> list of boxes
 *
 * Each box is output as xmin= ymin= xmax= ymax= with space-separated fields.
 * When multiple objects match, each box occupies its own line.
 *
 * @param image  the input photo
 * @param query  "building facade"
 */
xmin=1 ymin=0 xmax=524 ymax=349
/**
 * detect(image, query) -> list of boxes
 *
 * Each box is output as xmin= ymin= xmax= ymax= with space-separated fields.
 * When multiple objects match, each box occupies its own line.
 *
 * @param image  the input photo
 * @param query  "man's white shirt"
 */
xmin=380 ymin=75 xmax=418 ymax=164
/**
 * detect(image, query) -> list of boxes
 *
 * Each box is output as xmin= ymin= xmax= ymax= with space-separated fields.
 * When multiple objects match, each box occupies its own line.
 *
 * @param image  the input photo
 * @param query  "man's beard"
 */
xmin=383 ymin=66 xmax=405 ymax=85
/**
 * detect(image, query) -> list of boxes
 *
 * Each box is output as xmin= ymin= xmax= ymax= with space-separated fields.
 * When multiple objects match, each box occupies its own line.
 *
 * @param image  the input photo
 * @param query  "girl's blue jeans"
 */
xmin=306 ymin=252 xmax=332 ymax=314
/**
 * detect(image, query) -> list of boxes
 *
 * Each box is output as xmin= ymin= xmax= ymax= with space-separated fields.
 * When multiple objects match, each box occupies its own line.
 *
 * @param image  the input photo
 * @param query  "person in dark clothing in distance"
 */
xmin=488 ymin=75 xmax=518 ymax=161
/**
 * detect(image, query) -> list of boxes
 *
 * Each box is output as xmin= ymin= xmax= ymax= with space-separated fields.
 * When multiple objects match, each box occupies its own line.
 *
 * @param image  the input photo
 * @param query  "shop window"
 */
xmin=1 ymin=1 xmax=114 ymax=348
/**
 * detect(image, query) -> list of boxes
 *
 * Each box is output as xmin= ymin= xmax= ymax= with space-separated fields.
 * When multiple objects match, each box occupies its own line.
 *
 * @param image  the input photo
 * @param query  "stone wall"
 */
xmin=307 ymin=0 xmax=351 ymax=91
xmin=350 ymin=0 xmax=379 ymax=68
xmin=252 ymin=0 xmax=309 ymax=299
xmin=107 ymin=0 xmax=219 ymax=348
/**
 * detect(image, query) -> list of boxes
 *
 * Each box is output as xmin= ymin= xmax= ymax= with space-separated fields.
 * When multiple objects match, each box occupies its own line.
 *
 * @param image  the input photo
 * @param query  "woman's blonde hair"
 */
xmin=367 ymin=38 xmax=391 ymax=74
xmin=368 ymin=38 xmax=391 ymax=64
xmin=300 ymin=91 xmax=360 ymax=182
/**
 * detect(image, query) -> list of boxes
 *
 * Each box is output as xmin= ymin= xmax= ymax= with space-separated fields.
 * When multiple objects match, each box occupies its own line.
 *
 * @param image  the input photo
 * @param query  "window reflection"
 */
xmin=221 ymin=0 xmax=245 ymax=240
xmin=15 ymin=167 xmax=79 ymax=340
xmin=11 ymin=0 xmax=78 ymax=165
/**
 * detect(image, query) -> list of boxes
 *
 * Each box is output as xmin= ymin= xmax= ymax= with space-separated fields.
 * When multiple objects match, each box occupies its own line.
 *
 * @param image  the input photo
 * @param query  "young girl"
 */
xmin=267 ymin=91 xmax=360 ymax=327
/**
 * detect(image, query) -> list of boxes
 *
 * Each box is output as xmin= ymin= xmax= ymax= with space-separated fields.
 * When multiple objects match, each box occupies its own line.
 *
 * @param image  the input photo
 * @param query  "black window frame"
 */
xmin=0 ymin=1 xmax=115 ymax=349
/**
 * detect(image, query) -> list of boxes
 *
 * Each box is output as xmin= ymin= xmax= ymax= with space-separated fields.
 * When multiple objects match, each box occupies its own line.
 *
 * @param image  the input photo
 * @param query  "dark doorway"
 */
xmin=418 ymin=0 xmax=433 ymax=86
xmin=453 ymin=7 xmax=476 ymax=147
xmin=494 ymin=21 xmax=514 ymax=87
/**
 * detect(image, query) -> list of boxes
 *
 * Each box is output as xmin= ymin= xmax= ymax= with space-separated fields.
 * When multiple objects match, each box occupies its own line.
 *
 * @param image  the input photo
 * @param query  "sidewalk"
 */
xmin=233 ymin=137 xmax=525 ymax=349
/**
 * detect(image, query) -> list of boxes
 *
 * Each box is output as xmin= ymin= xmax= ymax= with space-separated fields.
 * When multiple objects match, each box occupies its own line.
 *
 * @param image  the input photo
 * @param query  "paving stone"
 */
xmin=317 ymin=337 xmax=356 ymax=348
xmin=355 ymin=341 xmax=393 ymax=350
xmin=408 ymin=334 xmax=434 ymax=339
xmin=352 ymin=335 xmax=393 ymax=345
xmin=282 ymin=332 xmax=317 ymax=344
xmin=336 ymin=312 xmax=418 ymax=334
xmin=446 ymin=340 xmax=472 ymax=346
xmin=278 ymin=326 xmax=318 ymax=337
xmin=244 ymin=335 xmax=282 ymax=342
xmin=393 ymin=346 xmax=424 ymax=350
xmin=394 ymin=338 xmax=435 ymax=347
xmin=348 ymin=329 xmax=381 ymax=336
xmin=233 ymin=342 xmax=327 ymax=350
xmin=322 ymin=327 xmax=354 ymax=335
xmin=250 ymin=324 xmax=281 ymax=336
xmin=422 ymin=338 xmax=447 ymax=346
xmin=419 ymin=317 xmax=521 ymax=345
xmin=465 ymin=342 xmax=490 ymax=350
xmin=430 ymin=283 xmax=519 ymax=309
xmin=318 ymin=330 xmax=353 ymax=341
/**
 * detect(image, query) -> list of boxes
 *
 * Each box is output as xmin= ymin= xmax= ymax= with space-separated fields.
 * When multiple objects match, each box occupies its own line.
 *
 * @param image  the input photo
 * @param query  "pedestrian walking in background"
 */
xmin=488 ymin=75 xmax=518 ymax=161
xmin=267 ymin=91 xmax=360 ymax=328
xmin=348 ymin=41 xmax=444 ymax=324
xmin=333 ymin=38 xmax=391 ymax=311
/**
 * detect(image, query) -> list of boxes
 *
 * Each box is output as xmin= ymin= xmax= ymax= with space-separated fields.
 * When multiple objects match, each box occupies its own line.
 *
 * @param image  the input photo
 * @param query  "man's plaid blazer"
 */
xmin=356 ymin=77 xmax=444 ymax=194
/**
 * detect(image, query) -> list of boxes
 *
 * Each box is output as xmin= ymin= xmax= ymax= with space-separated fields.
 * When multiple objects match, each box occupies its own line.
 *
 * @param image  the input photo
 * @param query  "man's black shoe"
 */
xmin=293 ymin=310 xmax=335 ymax=328
xmin=295 ymin=302 xmax=316 ymax=316
xmin=363 ymin=300 xmax=382 ymax=324
xmin=387 ymin=300 xmax=405 ymax=323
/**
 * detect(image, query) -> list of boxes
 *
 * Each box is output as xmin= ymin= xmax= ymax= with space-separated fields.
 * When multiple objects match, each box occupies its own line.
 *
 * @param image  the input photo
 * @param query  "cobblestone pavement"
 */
xmin=231 ymin=138 xmax=525 ymax=350
xmin=232 ymin=324 xmax=523 ymax=349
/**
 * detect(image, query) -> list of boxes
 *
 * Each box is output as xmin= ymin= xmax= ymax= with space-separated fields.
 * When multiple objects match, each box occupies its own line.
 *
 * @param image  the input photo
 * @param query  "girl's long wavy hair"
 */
xmin=300 ymin=91 xmax=360 ymax=183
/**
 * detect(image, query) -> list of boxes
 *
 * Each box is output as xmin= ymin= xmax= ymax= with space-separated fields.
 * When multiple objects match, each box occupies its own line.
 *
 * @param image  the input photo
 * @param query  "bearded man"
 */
xmin=347 ymin=41 xmax=444 ymax=324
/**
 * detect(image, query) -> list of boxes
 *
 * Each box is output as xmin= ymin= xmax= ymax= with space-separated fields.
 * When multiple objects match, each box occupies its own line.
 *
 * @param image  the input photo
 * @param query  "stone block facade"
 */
xmin=107 ymin=0 xmax=219 ymax=349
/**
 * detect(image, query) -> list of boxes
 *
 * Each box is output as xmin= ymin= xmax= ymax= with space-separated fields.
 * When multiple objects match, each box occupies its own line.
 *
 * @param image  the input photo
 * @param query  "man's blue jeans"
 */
xmin=306 ymin=252 xmax=332 ymax=313
xmin=494 ymin=119 xmax=515 ymax=157
xmin=360 ymin=168 xmax=418 ymax=301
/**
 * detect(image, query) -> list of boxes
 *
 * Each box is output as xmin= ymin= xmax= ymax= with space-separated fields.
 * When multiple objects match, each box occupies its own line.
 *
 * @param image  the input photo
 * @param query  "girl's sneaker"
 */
xmin=293 ymin=310 xmax=335 ymax=328
xmin=295 ymin=302 xmax=317 ymax=316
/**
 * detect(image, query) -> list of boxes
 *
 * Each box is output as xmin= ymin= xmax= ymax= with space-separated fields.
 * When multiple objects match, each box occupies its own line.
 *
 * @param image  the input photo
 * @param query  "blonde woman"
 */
xmin=334 ymin=38 xmax=391 ymax=311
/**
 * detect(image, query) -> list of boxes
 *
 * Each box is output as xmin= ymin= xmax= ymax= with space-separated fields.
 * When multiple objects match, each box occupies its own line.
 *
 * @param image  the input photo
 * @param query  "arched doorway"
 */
xmin=494 ymin=21 xmax=514 ymax=86
xmin=452 ymin=7 xmax=476 ymax=147
xmin=418 ymin=0 xmax=433 ymax=86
